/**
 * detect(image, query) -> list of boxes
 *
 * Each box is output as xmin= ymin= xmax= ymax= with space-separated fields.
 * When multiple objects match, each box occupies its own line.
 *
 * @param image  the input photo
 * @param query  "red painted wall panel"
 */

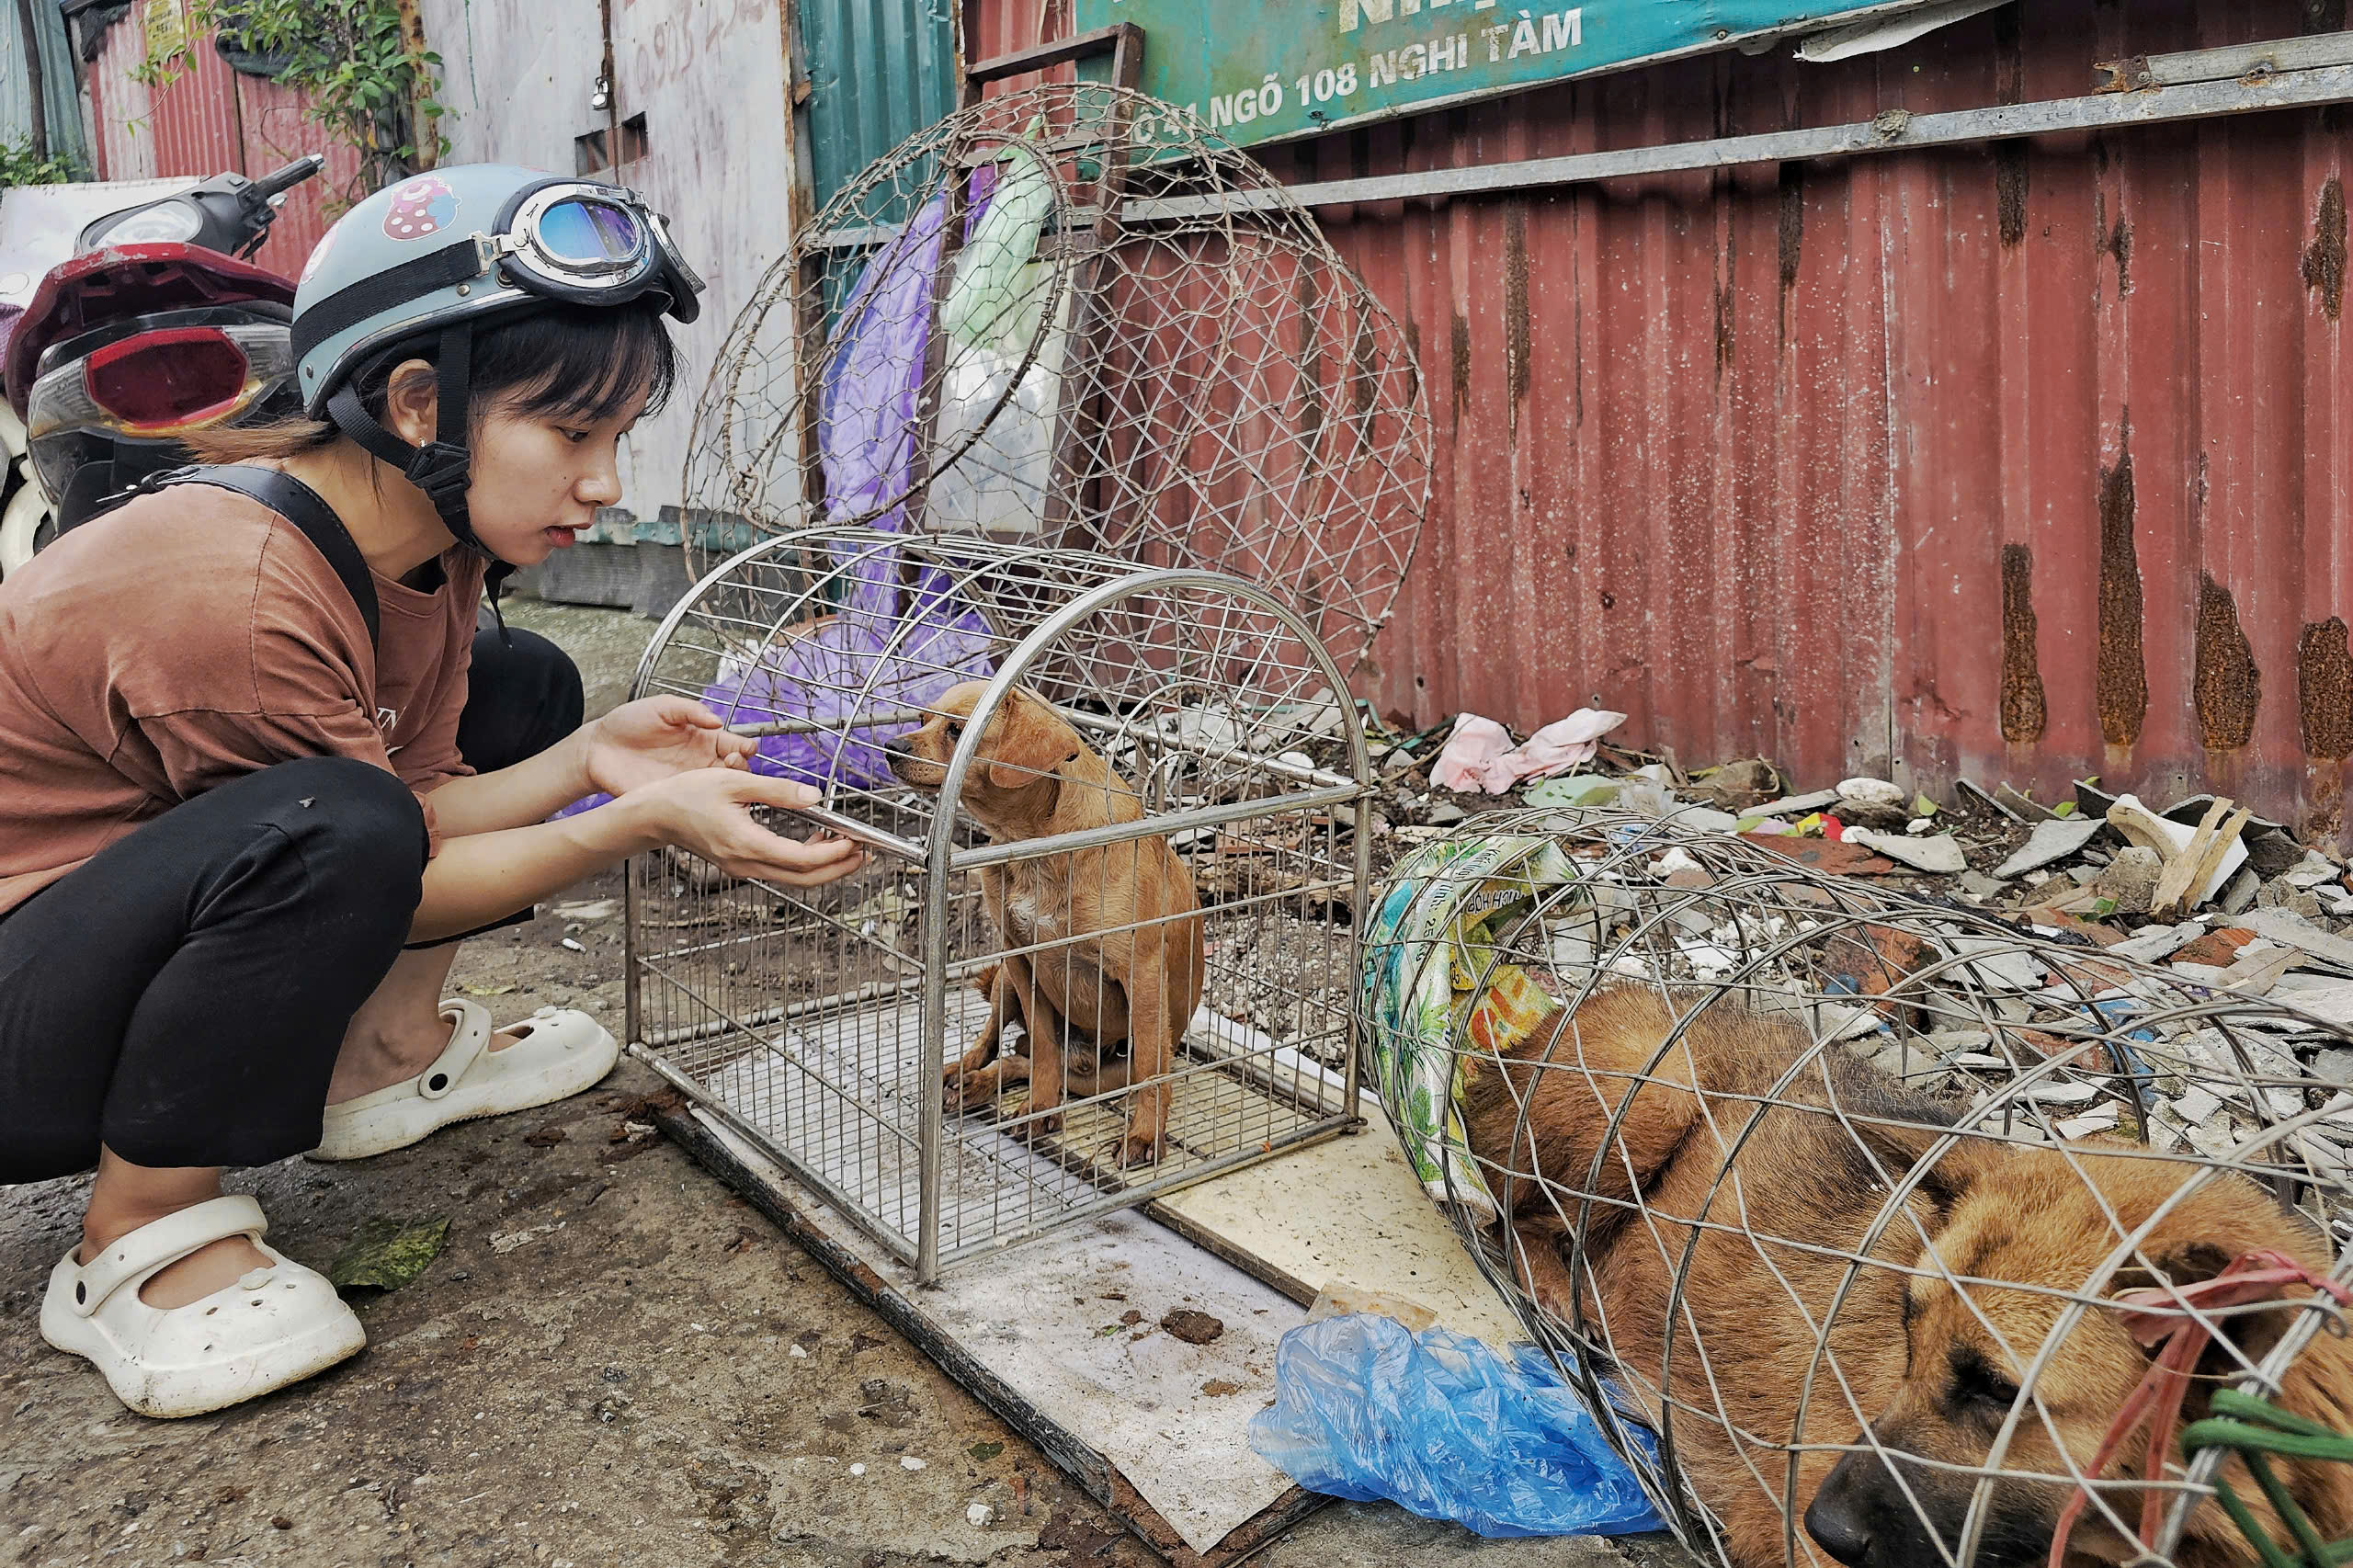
xmin=85 ymin=20 xmax=366 ymax=278
xmin=974 ymin=0 xmax=2353 ymax=840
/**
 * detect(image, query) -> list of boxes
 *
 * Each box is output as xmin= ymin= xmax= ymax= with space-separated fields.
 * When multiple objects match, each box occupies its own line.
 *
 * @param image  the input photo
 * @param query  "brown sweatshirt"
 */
xmin=0 ymin=483 xmax=483 ymax=915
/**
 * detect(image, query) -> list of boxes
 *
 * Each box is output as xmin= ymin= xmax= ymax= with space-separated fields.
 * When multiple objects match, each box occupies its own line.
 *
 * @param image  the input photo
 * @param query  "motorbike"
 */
xmin=1 ymin=154 xmax=324 ymax=574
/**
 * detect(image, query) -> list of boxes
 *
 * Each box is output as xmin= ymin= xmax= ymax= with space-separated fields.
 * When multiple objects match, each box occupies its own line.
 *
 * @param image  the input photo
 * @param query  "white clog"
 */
xmin=40 ymin=1195 xmax=364 ymax=1418
xmin=310 ymin=998 xmax=619 ymax=1161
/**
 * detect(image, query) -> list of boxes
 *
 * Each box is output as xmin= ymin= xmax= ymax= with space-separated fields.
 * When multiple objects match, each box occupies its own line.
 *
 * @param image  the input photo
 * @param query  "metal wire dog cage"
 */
xmin=1360 ymin=811 xmax=2353 ymax=1568
xmin=626 ymin=527 xmax=1373 ymax=1279
xmin=680 ymin=80 xmax=1428 ymax=678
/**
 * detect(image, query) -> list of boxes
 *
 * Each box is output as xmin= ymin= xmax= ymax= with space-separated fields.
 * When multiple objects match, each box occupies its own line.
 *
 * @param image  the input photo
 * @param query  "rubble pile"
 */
xmin=1355 ymin=710 xmax=2353 ymax=1188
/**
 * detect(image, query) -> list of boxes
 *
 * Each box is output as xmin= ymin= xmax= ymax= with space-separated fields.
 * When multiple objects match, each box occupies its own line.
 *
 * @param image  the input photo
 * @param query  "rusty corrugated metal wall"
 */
xmin=85 ymin=20 xmax=358 ymax=277
xmin=967 ymin=0 xmax=2353 ymax=841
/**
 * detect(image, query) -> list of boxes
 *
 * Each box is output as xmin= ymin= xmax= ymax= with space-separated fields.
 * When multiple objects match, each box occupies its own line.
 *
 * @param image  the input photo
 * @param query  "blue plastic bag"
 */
xmin=1246 ymin=1313 xmax=1664 ymax=1539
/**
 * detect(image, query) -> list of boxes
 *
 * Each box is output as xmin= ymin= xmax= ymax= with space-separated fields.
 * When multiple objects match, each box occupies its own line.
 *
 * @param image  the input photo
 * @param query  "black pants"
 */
xmin=0 ymin=621 xmax=582 ymax=1185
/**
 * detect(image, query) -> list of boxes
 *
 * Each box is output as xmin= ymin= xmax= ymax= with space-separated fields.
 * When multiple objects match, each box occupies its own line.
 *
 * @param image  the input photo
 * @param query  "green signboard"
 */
xmin=1075 ymin=0 xmax=1944 ymax=146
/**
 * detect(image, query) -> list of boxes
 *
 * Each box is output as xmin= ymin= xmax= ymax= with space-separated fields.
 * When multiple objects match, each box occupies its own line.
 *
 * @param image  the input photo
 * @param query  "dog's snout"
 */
xmin=1803 ymin=1455 xmax=1877 ymax=1568
xmin=1803 ymin=1494 xmax=1872 ymax=1565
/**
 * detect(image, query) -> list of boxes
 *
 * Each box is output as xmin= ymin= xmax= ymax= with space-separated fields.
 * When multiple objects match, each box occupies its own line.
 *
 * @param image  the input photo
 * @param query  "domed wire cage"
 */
xmin=1359 ymin=811 xmax=2353 ymax=1568
xmin=625 ymin=527 xmax=1374 ymax=1279
xmin=679 ymin=80 xmax=1428 ymax=679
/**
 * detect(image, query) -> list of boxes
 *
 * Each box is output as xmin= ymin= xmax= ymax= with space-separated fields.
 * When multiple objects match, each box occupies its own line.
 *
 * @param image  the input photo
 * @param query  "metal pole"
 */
xmin=1126 ymin=58 xmax=2353 ymax=222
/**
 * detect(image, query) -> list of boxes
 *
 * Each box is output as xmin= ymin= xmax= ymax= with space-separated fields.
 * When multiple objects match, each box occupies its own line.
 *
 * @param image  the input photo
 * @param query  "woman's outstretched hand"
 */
xmin=628 ymin=769 xmax=865 ymax=886
xmin=576 ymin=696 xmax=755 ymax=798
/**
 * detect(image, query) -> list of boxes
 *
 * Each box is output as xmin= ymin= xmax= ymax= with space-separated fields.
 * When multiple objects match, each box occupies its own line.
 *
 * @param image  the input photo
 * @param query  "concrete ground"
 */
xmin=0 ymin=599 xmax=1689 ymax=1568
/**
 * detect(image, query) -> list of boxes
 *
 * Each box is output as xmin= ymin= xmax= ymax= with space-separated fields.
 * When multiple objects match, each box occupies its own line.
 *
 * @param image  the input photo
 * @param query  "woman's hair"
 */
xmin=181 ymin=297 xmax=686 ymax=462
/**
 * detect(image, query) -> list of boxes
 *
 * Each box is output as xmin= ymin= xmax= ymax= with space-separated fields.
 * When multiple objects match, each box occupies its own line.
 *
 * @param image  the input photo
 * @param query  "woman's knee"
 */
xmin=253 ymin=756 xmax=428 ymax=894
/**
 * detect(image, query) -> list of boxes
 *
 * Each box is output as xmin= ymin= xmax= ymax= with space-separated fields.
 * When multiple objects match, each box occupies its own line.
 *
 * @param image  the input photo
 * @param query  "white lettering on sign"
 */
xmin=1199 ymin=6 xmax=1579 ymax=128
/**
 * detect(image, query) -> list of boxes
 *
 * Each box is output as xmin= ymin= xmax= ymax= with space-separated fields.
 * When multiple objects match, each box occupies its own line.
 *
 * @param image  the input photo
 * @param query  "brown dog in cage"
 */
xmin=1461 ymin=986 xmax=2353 ymax=1568
xmin=891 ymin=681 xmax=1203 ymax=1166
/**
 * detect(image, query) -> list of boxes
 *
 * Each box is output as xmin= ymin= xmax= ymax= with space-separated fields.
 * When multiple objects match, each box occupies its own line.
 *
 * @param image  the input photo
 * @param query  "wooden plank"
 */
xmin=964 ymin=22 xmax=1141 ymax=87
xmin=2151 ymin=798 xmax=2253 ymax=922
xmin=1147 ymin=1104 xmax=1528 ymax=1350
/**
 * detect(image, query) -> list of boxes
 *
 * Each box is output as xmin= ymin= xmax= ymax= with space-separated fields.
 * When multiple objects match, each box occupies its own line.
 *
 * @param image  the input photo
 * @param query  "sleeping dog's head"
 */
xmin=1803 ymin=1146 xmax=2346 ymax=1568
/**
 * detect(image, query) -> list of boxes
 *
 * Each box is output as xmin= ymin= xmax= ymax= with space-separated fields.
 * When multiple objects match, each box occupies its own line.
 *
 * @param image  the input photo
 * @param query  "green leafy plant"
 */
xmin=131 ymin=0 xmax=450 ymax=200
xmin=0 ymin=139 xmax=77 ymax=188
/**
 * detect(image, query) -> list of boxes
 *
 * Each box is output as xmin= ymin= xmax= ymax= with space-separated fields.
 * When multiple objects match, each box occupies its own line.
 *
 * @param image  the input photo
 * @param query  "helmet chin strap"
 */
xmin=325 ymin=322 xmax=506 ymax=570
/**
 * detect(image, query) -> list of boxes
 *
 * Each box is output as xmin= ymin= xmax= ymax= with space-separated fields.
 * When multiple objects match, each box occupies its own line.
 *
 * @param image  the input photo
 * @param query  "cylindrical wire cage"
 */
xmin=680 ymin=81 xmax=1428 ymax=678
xmin=1359 ymin=810 xmax=2353 ymax=1568
xmin=627 ymin=528 xmax=1376 ymax=1278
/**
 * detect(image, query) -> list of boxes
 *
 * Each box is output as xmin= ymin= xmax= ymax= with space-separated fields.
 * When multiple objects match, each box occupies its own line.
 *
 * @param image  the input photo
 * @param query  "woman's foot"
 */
xmin=79 ymin=1149 xmax=270 ymax=1308
xmin=44 ymin=1196 xmax=366 ymax=1419
xmin=311 ymin=1000 xmax=619 ymax=1162
xmin=326 ymin=945 xmax=525 ymax=1104
xmin=82 ymin=1219 xmax=271 ymax=1309
xmin=326 ymin=1011 xmax=528 ymax=1103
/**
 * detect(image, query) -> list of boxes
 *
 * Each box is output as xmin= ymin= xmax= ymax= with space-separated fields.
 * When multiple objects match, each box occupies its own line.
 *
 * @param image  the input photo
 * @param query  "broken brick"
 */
xmin=1740 ymin=834 xmax=1896 ymax=876
xmin=2170 ymin=926 xmax=2257 ymax=968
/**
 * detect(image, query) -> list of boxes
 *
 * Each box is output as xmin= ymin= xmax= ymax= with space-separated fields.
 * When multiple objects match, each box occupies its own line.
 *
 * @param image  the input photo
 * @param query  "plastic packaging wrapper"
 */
xmin=930 ymin=136 xmax=1063 ymax=540
xmin=555 ymin=176 xmax=999 ymax=819
xmin=1246 ymin=1313 xmax=1663 ymax=1539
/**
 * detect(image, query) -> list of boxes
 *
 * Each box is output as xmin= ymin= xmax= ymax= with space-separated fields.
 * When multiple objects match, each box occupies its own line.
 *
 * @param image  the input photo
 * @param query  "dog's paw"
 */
xmin=1109 ymin=1131 xmax=1164 ymax=1168
xmin=1009 ymin=1110 xmax=1064 ymax=1144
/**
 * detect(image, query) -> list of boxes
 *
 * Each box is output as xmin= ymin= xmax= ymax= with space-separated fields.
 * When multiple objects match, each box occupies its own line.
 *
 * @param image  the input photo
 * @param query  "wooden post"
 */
xmin=2149 ymin=798 xmax=2254 ymax=922
xmin=392 ymin=0 xmax=437 ymax=171
xmin=13 ymin=0 xmax=49 ymax=165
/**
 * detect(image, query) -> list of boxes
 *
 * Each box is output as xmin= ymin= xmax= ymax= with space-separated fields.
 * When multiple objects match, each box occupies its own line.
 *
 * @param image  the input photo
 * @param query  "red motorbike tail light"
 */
xmin=82 ymin=327 xmax=251 ymax=428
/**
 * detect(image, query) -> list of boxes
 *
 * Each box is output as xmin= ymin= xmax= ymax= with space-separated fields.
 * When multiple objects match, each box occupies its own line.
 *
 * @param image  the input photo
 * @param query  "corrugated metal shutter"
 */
xmin=952 ymin=0 xmax=2353 ymax=844
xmin=0 ymin=0 xmax=94 ymax=176
xmin=797 ymin=0 xmax=958 ymax=209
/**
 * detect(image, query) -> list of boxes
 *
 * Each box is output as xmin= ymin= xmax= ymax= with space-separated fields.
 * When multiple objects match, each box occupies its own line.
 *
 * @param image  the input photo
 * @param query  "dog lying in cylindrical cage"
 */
xmin=1360 ymin=814 xmax=2353 ymax=1568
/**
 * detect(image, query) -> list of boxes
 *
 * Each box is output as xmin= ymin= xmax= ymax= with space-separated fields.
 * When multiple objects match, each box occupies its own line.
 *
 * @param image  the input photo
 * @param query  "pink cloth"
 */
xmin=1429 ymin=714 xmax=1512 ymax=792
xmin=1431 ymin=710 xmax=1628 ymax=795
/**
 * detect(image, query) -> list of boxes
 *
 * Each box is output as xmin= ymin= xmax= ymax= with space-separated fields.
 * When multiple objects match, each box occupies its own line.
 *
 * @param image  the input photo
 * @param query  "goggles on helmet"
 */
xmin=493 ymin=183 xmax=703 ymax=320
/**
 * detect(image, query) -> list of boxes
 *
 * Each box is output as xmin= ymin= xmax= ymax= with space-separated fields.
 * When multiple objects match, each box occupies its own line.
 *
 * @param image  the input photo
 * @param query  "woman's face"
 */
xmin=460 ymin=388 xmax=647 ymax=567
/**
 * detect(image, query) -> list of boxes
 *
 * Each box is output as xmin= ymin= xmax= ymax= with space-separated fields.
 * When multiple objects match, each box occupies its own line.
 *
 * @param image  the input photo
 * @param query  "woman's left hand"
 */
xmin=577 ymin=697 xmax=755 ymax=798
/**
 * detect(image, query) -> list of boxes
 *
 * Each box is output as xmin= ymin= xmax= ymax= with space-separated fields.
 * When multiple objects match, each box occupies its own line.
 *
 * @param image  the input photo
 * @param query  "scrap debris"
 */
xmin=1355 ymin=705 xmax=2353 ymax=1166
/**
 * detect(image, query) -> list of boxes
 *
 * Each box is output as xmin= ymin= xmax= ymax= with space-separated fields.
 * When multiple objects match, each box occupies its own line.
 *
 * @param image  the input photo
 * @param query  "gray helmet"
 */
xmin=290 ymin=164 xmax=702 ymax=562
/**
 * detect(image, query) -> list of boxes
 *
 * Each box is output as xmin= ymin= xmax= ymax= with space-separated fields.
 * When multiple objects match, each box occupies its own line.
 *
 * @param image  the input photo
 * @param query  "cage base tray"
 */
xmin=653 ymin=1098 xmax=1324 ymax=1564
xmin=1148 ymin=1097 xmax=1528 ymax=1351
xmin=648 ymin=1035 xmax=1529 ymax=1562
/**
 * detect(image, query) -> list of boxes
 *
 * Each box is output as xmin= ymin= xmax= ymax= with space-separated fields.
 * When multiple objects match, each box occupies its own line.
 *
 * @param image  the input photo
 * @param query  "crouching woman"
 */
xmin=0 ymin=165 xmax=862 ymax=1417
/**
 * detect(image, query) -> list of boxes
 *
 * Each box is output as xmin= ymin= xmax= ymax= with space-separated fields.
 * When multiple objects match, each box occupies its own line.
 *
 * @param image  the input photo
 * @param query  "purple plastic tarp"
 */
xmin=555 ymin=178 xmax=1002 ymax=821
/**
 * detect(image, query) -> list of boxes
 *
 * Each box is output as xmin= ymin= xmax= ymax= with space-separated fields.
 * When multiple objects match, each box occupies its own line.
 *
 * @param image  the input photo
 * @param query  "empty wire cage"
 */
xmin=1360 ymin=811 xmax=2353 ymax=1568
xmin=680 ymin=80 xmax=1428 ymax=678
xmin=628 ymin=527 xmax=1372 ymax=1278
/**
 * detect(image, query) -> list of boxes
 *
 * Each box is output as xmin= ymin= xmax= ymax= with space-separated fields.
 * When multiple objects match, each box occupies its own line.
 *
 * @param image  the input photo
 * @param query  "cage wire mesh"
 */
xmin=627 ymin=527 xmax=1373 ymax=1276
xmin=678 ymin=81 xmax=1427 ymax=678
xmin=1359 ymin=811 xmax=2353 ymax=1568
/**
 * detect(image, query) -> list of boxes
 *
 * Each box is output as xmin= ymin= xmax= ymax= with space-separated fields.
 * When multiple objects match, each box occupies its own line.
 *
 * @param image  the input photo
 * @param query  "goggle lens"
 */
xmin=536 ymin=198 xmax=643 ymax=264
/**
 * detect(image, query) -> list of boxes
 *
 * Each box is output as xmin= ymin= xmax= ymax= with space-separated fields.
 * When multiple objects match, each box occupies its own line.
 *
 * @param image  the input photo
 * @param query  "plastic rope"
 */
xmin=2179 ymin=1388 xmax=2353 ymax=1568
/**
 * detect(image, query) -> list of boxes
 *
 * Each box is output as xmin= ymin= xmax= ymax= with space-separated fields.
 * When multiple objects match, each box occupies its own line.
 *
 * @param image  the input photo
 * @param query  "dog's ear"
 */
xmin=1847 ymin=1111 xmax=2000 ymax=1226
xmin=983 ymin=691 xmax=1074 ymax=792
xmin=2110 ymin=1239 xmax=2312 ymax=1371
